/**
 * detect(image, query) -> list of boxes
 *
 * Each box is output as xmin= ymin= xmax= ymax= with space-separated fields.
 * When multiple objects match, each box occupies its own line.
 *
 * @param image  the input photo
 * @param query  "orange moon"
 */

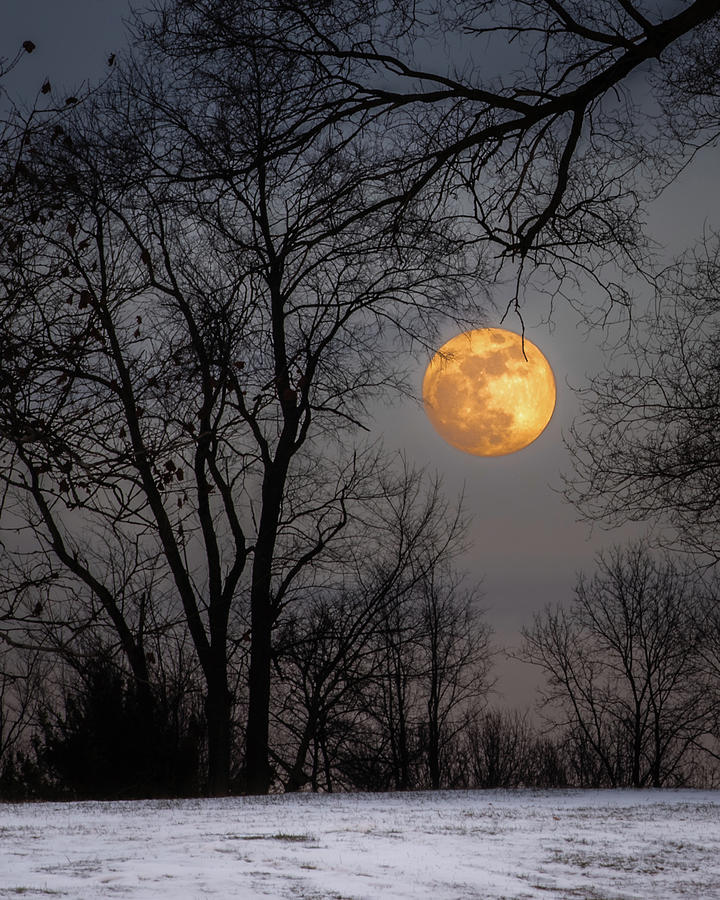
xmin=422 ymin=328 xmax=556 ymax=456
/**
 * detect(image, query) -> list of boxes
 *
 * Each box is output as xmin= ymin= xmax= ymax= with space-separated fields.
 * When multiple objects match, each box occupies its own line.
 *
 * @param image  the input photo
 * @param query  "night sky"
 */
xmin=3 ymin=0 xmax=720 ymax=707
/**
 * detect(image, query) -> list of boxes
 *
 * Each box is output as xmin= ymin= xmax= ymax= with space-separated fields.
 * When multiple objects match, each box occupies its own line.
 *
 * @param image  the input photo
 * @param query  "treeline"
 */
xmin=3 ymin=0 xmax=720 ymax=798
xmin=2 ymin=542 xmax=719 ymax=800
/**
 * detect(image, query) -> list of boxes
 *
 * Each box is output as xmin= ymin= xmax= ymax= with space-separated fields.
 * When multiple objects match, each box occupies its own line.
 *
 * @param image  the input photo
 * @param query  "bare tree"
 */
xmin=416 ymin=571 xmax=491 ymax=788
xmin=566 ymin=236 xmax=720 ymax=559
xmin=229 ymin=0 xmax=720 ymax=315
xmin=464 ymin=709 xmax=537 ymax=789
xmin=0 ymin=3 xmax=475 ymax=795
xmin=521 ymin=543 xmax=715 ymax=787
xmin=269 ymin=463 xmax=457 ymax=793
xmin=272 ymin=465 xmax=491 ymax=792
xmin=5 ymin=0 xmax=719 ymax=798
xmin=340 ymin=568 xmax=490 ymax=791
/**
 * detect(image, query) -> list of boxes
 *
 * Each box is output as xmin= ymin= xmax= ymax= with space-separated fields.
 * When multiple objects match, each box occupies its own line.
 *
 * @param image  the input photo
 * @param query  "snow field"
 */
xmin=1 ymin=789 xmax=719 ymax=899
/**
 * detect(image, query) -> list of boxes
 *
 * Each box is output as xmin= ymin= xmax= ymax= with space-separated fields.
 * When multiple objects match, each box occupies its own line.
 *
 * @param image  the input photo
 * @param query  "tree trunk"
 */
xmin=631 ymin=704 xmax=642 ymax=788
xmin=320 ymin=724 xmax=333 ymax=792
xmin=205 ymin=669 xmax=232 ymax=796
xmin=395 ymin=674 xmax=411 ymax=790
xmin=243 ymin=442 xmax=295 ymax=794
xmin=244 ymin=593 xmax=273 ymax=794
xmin=285 ymin=711 xmax=316 ymax=792
xmin=427 ymin=726 xmax=441 ymax=790
xmin=427 ymin=661 xmax=441 ymax=789
xmin=652 ymin=719 xmax=663 ymax=787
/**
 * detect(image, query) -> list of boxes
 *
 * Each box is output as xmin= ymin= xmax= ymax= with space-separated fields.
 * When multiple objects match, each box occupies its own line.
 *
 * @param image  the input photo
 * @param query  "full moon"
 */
xmin=422 ymin=328 xmax=556 ymax=456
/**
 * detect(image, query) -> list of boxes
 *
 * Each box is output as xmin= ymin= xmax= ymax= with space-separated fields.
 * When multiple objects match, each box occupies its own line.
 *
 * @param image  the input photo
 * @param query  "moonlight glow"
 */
xmin=422 ymin=328 xmax=556 ymax=456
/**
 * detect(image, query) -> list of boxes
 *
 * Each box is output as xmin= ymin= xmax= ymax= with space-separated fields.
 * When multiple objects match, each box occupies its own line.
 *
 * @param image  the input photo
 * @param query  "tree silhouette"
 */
xmin=4 ymin=1 xmax=720 ymax=796
xmin=228 ymin=0 xmax=720 ymax=310
xmin=521 ymin=543 xmax=715 ymax=787
xmin=273 ymin=467 xmax=491 ymax=792
xmin=565 ymin=235 xmax=720 ymax=558
xmin=0 ymin=7 xmax=474 ymax=795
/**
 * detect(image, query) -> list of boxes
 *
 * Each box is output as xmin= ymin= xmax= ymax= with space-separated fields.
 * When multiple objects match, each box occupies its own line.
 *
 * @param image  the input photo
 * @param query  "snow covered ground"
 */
xmin=1 ymin=789 xmax=719 ymax=899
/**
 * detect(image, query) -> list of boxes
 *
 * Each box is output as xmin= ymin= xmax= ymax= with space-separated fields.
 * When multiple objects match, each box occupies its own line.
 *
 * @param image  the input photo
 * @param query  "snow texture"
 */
xmin=1 ymin=789 xmax=719 ymax=899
